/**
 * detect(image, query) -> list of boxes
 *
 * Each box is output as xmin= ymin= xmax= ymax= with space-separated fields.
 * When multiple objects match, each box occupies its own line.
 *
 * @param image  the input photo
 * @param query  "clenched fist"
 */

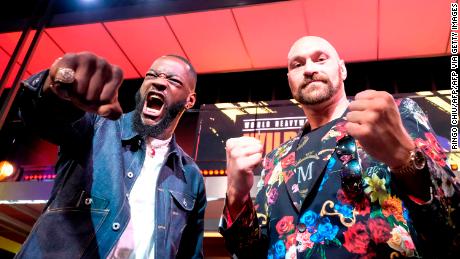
xmin=225 ymin=136 xmax=263 ymax=216
xmin=345 ymin=90 xmax=415 ymax=168
xmin=44 ymin=52 xmax=124 ymax=120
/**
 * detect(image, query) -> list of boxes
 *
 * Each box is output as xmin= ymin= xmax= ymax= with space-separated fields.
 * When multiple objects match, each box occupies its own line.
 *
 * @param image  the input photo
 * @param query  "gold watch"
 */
xmin=391 ymin=147 xmax=427 ymax=175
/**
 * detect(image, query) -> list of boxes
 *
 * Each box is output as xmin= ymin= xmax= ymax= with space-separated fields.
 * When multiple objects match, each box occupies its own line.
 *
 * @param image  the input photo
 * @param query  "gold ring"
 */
xmin=54 ymin=67 xmax=75 ymax=84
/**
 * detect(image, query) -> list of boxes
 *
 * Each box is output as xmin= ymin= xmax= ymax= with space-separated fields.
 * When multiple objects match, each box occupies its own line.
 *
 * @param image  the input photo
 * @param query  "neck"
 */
xmin=147 ymin=135 xmax=172 ymax=147
xmin=152 ymin=130 xmax=173 ymax=140
xmin=302 ymin=91 xmax=349 ymax=130
xmin=151 ymin=114 xmax=182 ymax=140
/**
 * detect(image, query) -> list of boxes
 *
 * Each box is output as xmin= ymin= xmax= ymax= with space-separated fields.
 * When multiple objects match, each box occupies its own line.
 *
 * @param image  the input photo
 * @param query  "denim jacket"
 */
xmin=15 ymin=71 xmax=206 ymax=258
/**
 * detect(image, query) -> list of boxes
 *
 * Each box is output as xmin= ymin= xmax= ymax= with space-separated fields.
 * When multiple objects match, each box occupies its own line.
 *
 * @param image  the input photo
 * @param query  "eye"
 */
xmin=145 ymin=72 xmax=156 ymax=78
xmin=168 ymin=78 xmax=183 ymax=87
xmin=290 ymin=61 xmax=303 ymax=70
xmin=317 ymin=55 xmax=327 ymax=62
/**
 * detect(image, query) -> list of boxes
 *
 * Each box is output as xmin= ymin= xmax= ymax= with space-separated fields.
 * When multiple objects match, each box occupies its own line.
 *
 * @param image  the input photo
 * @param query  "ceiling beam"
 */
xmin=0 ymin=0 xmax=288 ymax=33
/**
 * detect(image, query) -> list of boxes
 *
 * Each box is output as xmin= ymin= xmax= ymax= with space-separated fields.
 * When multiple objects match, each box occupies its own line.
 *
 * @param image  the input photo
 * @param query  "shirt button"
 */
xmin=297 ymin=223 xmax=306 ymax=233
xmin=84 ymin=198 xmax=92 ymax=205
xmin=183 ymin=199 xmax=187 ymax=207
xmin=127 ymin=172 xmax=134 ymax=178
xmin=112 ymin=222 xmax=120 ymax=231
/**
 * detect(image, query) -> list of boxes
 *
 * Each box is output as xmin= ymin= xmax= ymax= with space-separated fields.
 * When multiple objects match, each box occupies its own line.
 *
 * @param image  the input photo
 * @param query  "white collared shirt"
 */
xmin=108 ymin=136 xmax=171 ymax=259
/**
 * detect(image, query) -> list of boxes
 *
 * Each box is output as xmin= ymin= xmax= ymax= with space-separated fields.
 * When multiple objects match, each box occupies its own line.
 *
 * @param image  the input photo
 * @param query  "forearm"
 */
xmin=219 ymin=197 xmax=268 ymax=258
xmin=400 ymin=158 xmax=460 ymax=257
xmin=393 ymin=168 xmax=432 ymax=203
xmin=389 ymin=137 xmax=432 ymax=202
xmin=394 ymin=98 xmax=460 ymax=256
xmin=226 ymin=188 xmax=251 ymax=220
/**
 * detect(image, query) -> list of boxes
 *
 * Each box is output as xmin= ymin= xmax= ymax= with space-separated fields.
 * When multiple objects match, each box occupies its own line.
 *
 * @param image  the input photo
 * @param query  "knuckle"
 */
xmin=78 ymin=53 xmax=98 ymax=68
xmin=62 ymin=52 xmax=77 ymax=61
xmin=366 ymin=111 xmax=376 ymax=123
xmin=96 ymin=58 xmax=109 ymax=70
xmin=379 ymin=92 xmax=392 ymax=103
xmin=372 ymin=99 xmax=384 ymax=110
xmin=257 ymin=145 xmax=264 ymax=153
xmin=79 ymin=51 xmax=97 ymax=60
xmin=230 ymin=149 xmax=239 ymax=159
xmin=112 ymin=65 xmax=123 ymax=79
xmin=362 ymin=126 xmax=371 ymax=136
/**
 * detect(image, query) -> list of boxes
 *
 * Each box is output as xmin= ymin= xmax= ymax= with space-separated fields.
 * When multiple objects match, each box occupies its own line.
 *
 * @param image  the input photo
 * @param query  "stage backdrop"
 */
xmin=193 ymin=90 xmax=455 ymax=175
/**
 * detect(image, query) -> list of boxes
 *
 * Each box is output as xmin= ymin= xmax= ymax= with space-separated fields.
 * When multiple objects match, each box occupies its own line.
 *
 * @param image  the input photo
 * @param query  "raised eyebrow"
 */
xmin=314 ymin=51 xmax=330 ymax=59
xmin=288 ymin=56 xmax=304 ymax=66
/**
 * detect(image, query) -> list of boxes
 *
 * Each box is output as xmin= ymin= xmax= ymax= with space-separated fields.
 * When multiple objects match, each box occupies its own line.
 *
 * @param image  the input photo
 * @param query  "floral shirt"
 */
xmin=219 ymin=98 xmax=460 ymax=258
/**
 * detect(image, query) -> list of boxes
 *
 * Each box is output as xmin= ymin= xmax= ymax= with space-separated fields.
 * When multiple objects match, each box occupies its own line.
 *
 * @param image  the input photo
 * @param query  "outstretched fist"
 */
xmin=44 ymin=52 xmax=124 ymax=120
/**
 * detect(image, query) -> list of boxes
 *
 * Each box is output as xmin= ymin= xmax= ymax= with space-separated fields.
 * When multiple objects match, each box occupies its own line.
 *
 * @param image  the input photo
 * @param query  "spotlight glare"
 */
xmin=0 ymin=161 xmax=16 ymax=181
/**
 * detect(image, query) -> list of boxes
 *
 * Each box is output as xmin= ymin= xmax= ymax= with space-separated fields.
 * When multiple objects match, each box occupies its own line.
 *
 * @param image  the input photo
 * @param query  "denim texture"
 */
xmin=15 ymin=71 xmax=206 ymax=259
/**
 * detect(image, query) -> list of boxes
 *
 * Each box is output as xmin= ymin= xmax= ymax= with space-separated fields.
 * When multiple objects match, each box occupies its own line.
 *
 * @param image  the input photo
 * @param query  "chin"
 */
xmin=140 ymin=114 xmax=162 ymax=126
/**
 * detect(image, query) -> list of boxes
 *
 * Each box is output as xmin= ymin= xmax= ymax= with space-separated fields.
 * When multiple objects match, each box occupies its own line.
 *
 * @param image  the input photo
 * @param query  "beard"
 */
xmin=133 ymin=90 xmax=186 ymax=138
xmin=294 ymin=73 xmax=338 ymax=105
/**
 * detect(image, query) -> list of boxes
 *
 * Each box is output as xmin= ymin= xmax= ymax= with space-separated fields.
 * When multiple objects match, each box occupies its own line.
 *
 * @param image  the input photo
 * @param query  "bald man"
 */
xmin=219 ymin=36 xmax=459 ymax=258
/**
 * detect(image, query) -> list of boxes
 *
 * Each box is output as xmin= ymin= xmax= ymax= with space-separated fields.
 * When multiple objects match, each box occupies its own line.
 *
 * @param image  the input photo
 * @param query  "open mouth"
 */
xmin=142 ymin=91 xmax=165 ymax=120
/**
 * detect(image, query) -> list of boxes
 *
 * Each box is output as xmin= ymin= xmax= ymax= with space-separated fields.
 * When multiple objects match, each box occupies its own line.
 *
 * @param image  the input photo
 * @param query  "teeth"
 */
xmin=148 ymin=93 xmax=163 ymax=101
xmin=146 ymin=92 xmax=164 ymax=111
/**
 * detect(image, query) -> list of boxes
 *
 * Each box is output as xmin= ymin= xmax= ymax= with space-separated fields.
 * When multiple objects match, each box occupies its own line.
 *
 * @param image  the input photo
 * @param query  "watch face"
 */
xmin=413 ymin=149 xmax=427 ymax=170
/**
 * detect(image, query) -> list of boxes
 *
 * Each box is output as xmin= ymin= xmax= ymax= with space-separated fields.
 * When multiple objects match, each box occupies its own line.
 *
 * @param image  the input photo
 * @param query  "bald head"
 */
xmin=288 ymin=36 xmax=341 ymax=63
xmin=159 ymin=55 xmax=197 ymax=91
xmin=286 ymin=36 xmax=347 ymax=107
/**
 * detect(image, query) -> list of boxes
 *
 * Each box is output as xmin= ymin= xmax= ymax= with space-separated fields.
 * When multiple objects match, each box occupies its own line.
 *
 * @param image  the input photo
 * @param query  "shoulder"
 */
xmin=396 ymin=97 xmax=424 ymax=114
xmin=93 ymin=111 xmax=132 ymax=131
xmin=266 ymin=135 xmax=299 ymax=160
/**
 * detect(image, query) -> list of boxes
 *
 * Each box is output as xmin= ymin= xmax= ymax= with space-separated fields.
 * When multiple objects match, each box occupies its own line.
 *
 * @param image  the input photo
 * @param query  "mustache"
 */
xmin=302 ymin=73 xmax=329 ymax=88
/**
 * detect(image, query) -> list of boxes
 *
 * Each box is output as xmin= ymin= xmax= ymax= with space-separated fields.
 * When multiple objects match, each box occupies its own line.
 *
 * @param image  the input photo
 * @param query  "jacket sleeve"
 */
xmin=19 ymin=70 xmax=96 ymax=147
xmin=218 ymin=166 xmax=270 ymax=258
xmin=396 ymin=97 xmax=460 ymax=257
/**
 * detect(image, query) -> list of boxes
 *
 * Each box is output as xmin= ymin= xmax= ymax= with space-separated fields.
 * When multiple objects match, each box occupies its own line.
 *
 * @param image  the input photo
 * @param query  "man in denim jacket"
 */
xmin=220 ymin=36 xmax=459 ymax=258
xmin=16 ymin=52 xmax=206 ymax=258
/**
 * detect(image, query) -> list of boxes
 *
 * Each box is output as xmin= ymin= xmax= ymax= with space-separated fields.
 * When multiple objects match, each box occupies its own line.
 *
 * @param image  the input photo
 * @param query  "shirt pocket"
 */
xmin=169 ymin=190 xmax=196 ymax=231
xmin=170 ymin=190 xmax=195 ymax=211
xmin=167 ymin=190 xmax=196 ymax=253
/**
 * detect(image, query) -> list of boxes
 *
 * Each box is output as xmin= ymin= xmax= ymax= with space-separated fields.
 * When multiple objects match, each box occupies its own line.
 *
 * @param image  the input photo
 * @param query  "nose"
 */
xmin=303 ymin=59 xmax=318 ymax=77
xmin=152 ymin=80 xmax=167 ymax=91
xmin=151 ymin=73 xmax=168 ymax=91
